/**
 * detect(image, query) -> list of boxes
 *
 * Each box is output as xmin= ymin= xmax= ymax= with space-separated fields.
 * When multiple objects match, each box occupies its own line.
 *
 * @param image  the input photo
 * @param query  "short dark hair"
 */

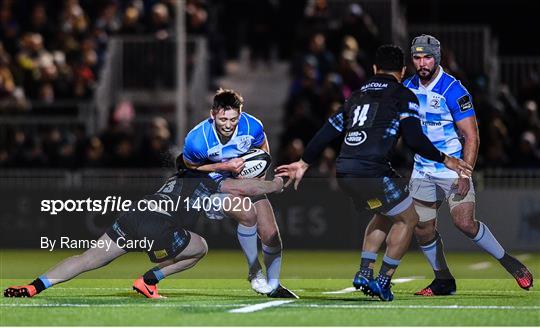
xmin=375 ymin=44 xmax=404 ymax=72
xmin=211 ymin=88 xmax=244 ymax=113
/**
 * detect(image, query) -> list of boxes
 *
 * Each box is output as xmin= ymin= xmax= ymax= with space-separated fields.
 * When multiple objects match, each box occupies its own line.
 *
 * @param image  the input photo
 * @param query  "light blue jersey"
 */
xmin=183 ymin=112 xmax=266 ymax=181
xmin=403 ymin=67 xmax=475 ymax=175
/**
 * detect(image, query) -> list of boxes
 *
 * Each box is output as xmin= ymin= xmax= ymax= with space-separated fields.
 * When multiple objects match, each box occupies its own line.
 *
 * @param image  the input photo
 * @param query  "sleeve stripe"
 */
xmin=441 ymin=79 xmax=458 ymax=97
xmin=201 ymin=124 xmax=209 ymax=149
xmin=405 ymin=78 xmax=413 ymax=87
xmin=243 ymin=113 xmax=250 ymax=135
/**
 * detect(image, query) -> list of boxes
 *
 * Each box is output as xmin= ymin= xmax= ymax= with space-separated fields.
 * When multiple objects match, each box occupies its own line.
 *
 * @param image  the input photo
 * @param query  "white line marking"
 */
xmin=469 ymin=261 xmax=492 ymax=270
xmin=322 ymin=287 xmax=356 ymax=294
xmin=2 ymin=303 xmax=538 ymax=311
xmin=228 ymin=300 xmax=295 ymax=313
xmin=287 ymin=304 xmax=540 ymax=310
xmin=322 ymin=277 xmax=424 ymax=294
xmin=0 ymin=303 xmax=248 ymax=308
xmin=393 ymin=276 xmax=425 ymax=283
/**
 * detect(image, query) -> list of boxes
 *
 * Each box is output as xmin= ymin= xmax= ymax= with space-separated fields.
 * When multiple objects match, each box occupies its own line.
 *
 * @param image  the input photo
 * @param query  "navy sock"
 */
xmin=30 ymin=276 xmax=51 ymax=294
xmin=377 ymin=256 xmax=400 ymax=289
xmin=143 ymin=267 xmax=164 ymax=285
xmin=359 ymin=251 xmax=377 ymax=279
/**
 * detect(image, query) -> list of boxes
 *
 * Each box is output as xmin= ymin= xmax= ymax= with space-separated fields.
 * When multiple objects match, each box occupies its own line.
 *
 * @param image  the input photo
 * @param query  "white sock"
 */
xmin=237 ymin=224 xmax=259 ymax=271
xmin=262 ymin=244 xmax=282 ymax=290
xmin=471 ymin=221 xmax=505 ymax=259
xmin=419 ymin=233 xmax=449 ymax=271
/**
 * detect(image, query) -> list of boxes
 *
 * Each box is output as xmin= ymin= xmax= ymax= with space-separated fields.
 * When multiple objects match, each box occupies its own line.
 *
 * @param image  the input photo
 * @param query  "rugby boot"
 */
xmin=133 ymin=277 xmax=163 ymax=299
xmin=353 ymin=271 xmax=373 ymax=296
xmin=248 ymin=269 xmax=273 ymax=295
xmin=368 ymin=279 xmax=394 ymax=302
xmin=499 ymin=254 xmax=534 ymax=290
xmin=267 ymin=285 xmax=299 ymax=299
xmin=415 ymin=278 xmax=456 ymax=296
xmin=4 ymin=285 xmax=37 ymax=298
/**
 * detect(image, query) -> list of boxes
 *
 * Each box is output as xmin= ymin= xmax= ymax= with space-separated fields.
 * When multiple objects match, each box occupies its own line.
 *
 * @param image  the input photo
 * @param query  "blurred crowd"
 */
xmin=0 ymin=0 xmax=209 ymax=168
xmin=1 ymin=0 xmax=539 ymax=169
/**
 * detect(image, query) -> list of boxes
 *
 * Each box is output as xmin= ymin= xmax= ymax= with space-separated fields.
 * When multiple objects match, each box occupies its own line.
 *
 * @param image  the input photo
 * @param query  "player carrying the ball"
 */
xmin=182 ymin=88 xmax=297 ymax=298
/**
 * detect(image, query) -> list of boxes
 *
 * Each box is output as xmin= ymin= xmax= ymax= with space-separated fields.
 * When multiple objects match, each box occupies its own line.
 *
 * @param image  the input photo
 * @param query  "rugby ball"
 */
xmin=237 ymin=148 xmax=272 ymax=179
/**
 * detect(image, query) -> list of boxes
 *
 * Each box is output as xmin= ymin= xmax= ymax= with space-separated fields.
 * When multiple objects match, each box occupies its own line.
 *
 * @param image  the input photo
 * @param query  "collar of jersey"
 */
xmin=419 ymin=65 xmax=444 ymax=91
xmin=211 ymin=119 xmax=239 ymax=145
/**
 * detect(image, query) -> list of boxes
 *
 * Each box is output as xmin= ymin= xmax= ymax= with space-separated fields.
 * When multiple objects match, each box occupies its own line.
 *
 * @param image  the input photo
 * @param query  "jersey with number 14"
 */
xmin=329 ymin=74 xmax=420 ymax=177
xmin=403 ymin=68 xmax=475 ymax=175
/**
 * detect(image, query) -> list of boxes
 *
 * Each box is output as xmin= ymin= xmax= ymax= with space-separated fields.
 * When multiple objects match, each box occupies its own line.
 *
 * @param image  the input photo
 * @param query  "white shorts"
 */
xmin=409 ymin=169 xmax=475 ymax=220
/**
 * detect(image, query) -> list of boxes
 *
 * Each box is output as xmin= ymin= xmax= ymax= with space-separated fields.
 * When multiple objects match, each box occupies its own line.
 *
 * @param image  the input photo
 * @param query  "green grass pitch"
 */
xmin=1 ymin=250 xmax=539 ymax=326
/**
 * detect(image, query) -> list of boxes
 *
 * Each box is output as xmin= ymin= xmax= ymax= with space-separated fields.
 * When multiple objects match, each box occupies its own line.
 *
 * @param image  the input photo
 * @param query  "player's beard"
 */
xmin=417 ymin=67 xmax=437 ymax=82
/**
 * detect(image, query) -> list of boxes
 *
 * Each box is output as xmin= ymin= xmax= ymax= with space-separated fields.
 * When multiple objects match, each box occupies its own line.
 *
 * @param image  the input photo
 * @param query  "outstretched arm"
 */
xmin=220 ymin=176 xmax=284 ymax=196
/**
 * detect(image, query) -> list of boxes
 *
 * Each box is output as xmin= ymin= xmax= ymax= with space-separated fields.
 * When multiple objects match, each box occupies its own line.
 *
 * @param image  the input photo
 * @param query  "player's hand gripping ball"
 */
xmin=236 ymin=148 xmax=272 ymax=178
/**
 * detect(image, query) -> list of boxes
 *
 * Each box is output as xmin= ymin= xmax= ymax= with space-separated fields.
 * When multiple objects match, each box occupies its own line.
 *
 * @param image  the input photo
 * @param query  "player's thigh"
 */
xmin=388 ymin=201 xmax=419 ymax=227
xmin=205 ymin=193 xmax=257 ymax=225
xmin=410 ymin=173 xmax=440 ymax=223
xmin=254 ymin=198 xmax=280 ymax=240
xmin=443 ymin=177 xmax=476 ymax=214
xmin=174 ymin=232 xmax=208 ymax=261
xmin=83 ymin=233 xmax=127 ymax=265
xmin=450 ymin=201 xmax=475 ymax=224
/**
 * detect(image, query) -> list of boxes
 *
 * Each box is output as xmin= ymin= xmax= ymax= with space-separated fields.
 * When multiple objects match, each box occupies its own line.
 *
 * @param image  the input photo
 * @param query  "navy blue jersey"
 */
xmin=329 ymin=74 xmax=420 ymax=177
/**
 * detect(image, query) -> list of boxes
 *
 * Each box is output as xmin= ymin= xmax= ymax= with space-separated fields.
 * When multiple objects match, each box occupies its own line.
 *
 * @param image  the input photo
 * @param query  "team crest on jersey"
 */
xmin=345 ymin=131 xmax=367 ymax=146
xmin=237 ymin=137 xmax=251 ymax=151
xmin=429 ymin=96 xmax=441 ymax=109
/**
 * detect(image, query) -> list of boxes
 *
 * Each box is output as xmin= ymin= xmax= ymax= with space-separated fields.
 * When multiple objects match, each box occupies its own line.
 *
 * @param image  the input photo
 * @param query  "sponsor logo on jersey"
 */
xmin=344 ymin=130 xmax=368 ymax=146
xmin=408 ymin=102 xmax=419 ymax=111
xmin=361 ymin=82 xmax=388 ymax=91
xmin=154 ymin=249 xmax=168 ymax=259
xmin=422 ymin=121 xmax=442 ymax=127
xmin=457 ymin=94 xmax=473 ymax=112
xmin=367 ymin=198 xmax=382 ymax=209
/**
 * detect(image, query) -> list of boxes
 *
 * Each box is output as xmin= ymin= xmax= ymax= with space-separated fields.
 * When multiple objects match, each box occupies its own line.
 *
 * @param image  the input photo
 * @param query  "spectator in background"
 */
xmin=246 ymin=0 xmax=275 ymax=69
xmin=338 ymin=49 xmax=365 ymax=99
xmin=0 ymin=45 xmax=16 ymax=100
xmin=118 ymin=4 xmax=145 ymax=35
xmin=25 ymin=3 xmax=55 ymax=48
xmin=0 ymin=4 xmax=20 ymax=55
xmin=81 ymin=136 xmax=105 ymax=167
xmin=514 ymin=131 xmax=540 ymax=168
xmin=335 ymin=4 xmax=379 ymax=65
xmin=148 ymin=2 xmax=171 ymax=40
xmin=95 ymin=1 xmax=121 ymax=35
xmin=139 ymin=116 xmax=172 ymax=167
xmin=186 ymin=0 xmax=208 ymax=35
